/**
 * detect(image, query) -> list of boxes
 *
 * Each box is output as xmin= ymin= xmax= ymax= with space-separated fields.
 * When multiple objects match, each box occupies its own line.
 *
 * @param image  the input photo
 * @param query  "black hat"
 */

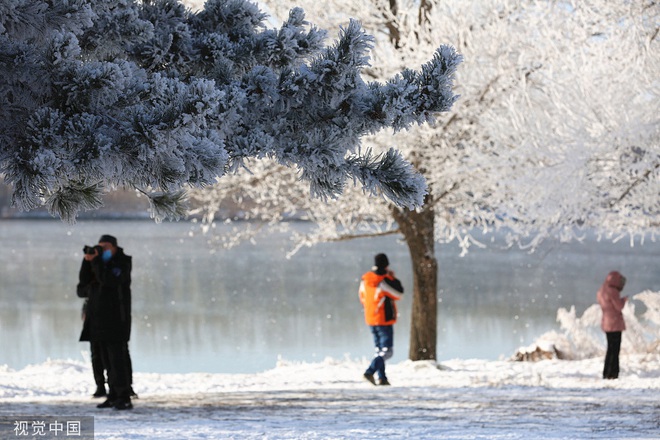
xmin=98 ymin=234 xmax=118 ymax=247
xmin=374 ymin=253 xmax=389 ymax=270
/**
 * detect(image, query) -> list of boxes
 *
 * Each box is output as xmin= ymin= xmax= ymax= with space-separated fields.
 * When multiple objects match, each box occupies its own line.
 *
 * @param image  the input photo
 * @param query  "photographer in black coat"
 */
xmin=78 ymin=234 xmax=134 ymax=410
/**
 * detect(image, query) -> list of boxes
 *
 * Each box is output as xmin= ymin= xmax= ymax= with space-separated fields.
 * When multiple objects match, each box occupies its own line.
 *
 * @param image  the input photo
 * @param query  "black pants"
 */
xmin=90 ymin=342 xmax=106 ymax=388
xmin=603 ymin=331 xmax=622 ymax=379
xmin=125 ymin=343 xmax=133 ymax=386
xmin=99 ymin=341 xmax=132 ymax=401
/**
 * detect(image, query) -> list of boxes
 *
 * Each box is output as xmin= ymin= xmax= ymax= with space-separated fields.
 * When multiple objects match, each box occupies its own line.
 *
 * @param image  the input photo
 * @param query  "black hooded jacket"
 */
xmin=77 ymin=247 xmax=132 ymax=342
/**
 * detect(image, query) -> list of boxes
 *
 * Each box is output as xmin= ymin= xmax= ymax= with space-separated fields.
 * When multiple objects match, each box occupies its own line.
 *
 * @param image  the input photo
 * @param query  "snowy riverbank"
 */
xmin=2 ymin=355 xmax=659 ymax=439
xmin=3 ymin=292 xmax=659 ymax=438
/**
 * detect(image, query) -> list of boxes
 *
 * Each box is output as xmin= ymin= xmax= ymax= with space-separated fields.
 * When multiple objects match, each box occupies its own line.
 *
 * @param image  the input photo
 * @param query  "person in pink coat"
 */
xmin=596 ymin=271 xmax=628 ymax=379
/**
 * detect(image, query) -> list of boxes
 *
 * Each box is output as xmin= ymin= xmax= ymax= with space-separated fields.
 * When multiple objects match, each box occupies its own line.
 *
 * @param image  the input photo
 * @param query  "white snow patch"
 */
xmin=2 ymin=355 xmax=659 ymax=439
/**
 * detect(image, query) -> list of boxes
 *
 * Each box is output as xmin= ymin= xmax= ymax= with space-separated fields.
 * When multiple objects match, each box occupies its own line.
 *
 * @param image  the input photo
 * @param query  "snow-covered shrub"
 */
xmin=521 ymin=291 xmax=660 ymax=361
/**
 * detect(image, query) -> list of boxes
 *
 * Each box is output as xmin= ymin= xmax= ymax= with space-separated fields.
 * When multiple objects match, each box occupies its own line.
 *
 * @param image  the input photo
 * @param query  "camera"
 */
xmin=83 ymin=245 xmax=99 ymax=255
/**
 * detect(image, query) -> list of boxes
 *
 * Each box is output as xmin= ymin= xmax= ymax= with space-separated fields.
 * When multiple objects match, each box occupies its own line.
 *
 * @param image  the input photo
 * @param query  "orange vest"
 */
xmin=359 ymin=271 xmax=401 ymax=326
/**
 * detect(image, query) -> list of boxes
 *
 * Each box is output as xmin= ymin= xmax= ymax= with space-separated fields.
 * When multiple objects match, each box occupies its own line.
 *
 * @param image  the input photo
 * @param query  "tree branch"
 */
xmin=418 ymin=0 xmax=432 ymax=28
xmin=384 ymin=0 xmax=401 ymax=49
xmin=440 ymin=74 xmax=500 ymax=131
xmin=610 ymin=162 xmax=660 ymax=207
xmin=425 ymin=181 xmax=460 ymax=210
xmin=415 ymin=0 xmax=433 ymax=43
xmin=326 ymin=228 xmax=401 ymax=242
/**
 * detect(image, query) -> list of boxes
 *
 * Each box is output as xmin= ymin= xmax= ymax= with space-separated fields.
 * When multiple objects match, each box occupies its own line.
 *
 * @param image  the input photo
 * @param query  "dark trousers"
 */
xmin=603 ymin=331 xmax=622 ymax=379
xmin=99 ymin=341 xmax=132 ymax=401
xmin=91 ymin=342 xmax=133 ymax=389
xmin=125 ymin=343 xmax=133 ymax=386
xmin=90 ymin=342 xmax=106 ymax=388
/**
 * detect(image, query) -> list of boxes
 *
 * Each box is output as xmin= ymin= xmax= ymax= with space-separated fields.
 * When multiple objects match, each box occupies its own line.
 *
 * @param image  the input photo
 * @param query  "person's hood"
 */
xmin=371 ymin=266 xmax=387 ymax=276
xmin=605 ymin=271 xmax=626 ymax=291
xmin=363 ymin=270 xmax=387 ymax=286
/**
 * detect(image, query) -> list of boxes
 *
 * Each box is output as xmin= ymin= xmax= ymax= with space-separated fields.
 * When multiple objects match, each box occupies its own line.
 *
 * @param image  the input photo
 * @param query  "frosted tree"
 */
xmin=0 ymin=0 xmax=461 ymax=222
xmin=191 ymin=0 xmax=659 ymax=361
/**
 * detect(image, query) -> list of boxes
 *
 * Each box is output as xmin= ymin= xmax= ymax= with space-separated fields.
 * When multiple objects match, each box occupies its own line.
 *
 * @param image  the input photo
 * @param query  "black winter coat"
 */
xmin=77 ymin=248 xmax=132 ymax=343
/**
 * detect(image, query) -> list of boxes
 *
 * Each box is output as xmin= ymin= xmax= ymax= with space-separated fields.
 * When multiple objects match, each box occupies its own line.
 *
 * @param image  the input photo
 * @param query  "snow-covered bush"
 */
xmin=521 ymin=291 xmax=660 ymax=361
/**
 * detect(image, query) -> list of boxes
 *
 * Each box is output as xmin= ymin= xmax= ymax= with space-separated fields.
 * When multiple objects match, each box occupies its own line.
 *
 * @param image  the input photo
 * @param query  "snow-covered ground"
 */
xmin=3 ymin=291 xmax=660 ymax=439
xmin=2 ymin=354 xmax=659 ymax=439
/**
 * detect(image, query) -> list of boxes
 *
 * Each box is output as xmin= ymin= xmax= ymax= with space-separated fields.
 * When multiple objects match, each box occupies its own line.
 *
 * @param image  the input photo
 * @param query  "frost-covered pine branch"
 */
xmin=0 ymin=0 xmax=461 ymax=221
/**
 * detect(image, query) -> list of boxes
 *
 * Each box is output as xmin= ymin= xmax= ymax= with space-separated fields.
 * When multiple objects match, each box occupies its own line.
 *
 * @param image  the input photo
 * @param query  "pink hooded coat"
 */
xmin=596 ymin=271 xmax=628 ymax=332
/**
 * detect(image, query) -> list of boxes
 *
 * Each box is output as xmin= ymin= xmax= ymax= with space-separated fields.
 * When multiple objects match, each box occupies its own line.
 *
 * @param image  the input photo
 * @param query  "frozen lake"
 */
xmin=1 ymin=219 xmax=658 ymax=374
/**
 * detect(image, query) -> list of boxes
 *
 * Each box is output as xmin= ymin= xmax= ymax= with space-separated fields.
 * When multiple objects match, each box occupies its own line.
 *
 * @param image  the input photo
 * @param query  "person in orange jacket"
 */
xmin=359 ymin=253 xmax=404 ymax=386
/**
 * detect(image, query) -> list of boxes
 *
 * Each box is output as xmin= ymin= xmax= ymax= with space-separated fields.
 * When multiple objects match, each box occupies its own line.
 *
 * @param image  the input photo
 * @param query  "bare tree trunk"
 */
xmin=392 ymin=197 xmax=437 ymax=361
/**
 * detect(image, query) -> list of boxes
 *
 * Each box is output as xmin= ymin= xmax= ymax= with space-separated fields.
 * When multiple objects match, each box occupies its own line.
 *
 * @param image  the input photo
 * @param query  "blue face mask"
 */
xmin=102 ymin=249 xmax=113 ymax=262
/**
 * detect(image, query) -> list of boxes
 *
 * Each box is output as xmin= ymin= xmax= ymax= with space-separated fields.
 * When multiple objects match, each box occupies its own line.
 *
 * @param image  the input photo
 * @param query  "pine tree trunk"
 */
xmin=392 ymin=199 xmax=437 ymax=361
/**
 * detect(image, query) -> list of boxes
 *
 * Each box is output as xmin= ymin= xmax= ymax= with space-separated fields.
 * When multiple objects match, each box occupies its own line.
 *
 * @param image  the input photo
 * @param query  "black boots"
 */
xmin=96 ymin=398 xmax=133 ymax=410
xmin=93 ymin=385 xmax=107 ymax=398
